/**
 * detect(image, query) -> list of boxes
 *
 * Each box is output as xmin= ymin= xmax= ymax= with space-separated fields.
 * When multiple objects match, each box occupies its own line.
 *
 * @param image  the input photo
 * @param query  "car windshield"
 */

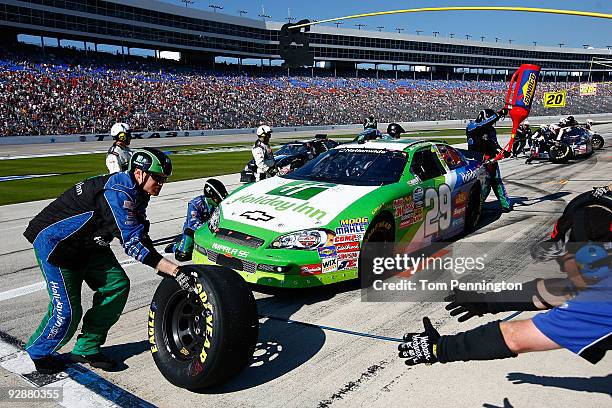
xmin=563 ymin=127 xmax=589 ymax=138
xmin=276 ymin=143 xmax=309 ymax=156
xmin=283 ymin=148 xmax=407 ymax=186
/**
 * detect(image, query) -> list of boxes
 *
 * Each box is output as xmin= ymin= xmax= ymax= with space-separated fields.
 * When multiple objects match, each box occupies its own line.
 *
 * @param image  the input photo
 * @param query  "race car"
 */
xmin=194 ymin=139 xmax=487 ymax=288
xmin=240 ymin=135 xmax=338 ymax=182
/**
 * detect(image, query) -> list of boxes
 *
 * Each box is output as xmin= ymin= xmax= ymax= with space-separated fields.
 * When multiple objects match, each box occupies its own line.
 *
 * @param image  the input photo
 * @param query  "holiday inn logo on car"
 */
xmin=266 ymin=181 xmax=336 ymax=200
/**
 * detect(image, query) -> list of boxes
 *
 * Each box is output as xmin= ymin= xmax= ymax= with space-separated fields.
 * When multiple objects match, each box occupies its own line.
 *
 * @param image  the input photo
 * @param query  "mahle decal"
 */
xmin=267 ymin=181 xmax=335 ymax=200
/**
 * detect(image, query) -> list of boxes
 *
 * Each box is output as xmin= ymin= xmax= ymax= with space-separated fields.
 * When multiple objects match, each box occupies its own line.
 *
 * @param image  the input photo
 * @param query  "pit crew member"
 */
xmin=164 ymin=178 xmax=227 ymax=261
xmin=512 ymin=120 xmax=532 ymax=158
xmin=105 ymin=122 xmax=133 ymax=173
xmin=251 ymin=125 xmax=276 ymax=181
xmin=398 ymin=185 xmax=612 ymax=366
xmin=466 ymin=108 xmax=513 ymax=212
xmin=23 ymin=148 xmax=194 ymax=374
xmin=363 ymin=115 xmax=378 ymax=130
xmin=383 ymin=123 xmax=406 ymax=140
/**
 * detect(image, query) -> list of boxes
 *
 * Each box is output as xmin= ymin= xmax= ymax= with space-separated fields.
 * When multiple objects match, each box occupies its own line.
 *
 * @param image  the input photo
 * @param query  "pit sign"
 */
xmin=579 ymin=83 xmax=597 ymax=96
xmin=543 ymin=91 xmax=566 ymax=108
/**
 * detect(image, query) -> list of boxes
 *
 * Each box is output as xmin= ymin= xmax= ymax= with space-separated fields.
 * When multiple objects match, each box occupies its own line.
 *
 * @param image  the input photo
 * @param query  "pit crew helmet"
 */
xmin=387 ymin=123 xmax=406 ymax=139
xmin=523 ymin=120 xmax=530 ymax=127
xmin=203 ymin=178 xmax=228 ymax=204
xmin=587 ymin=119 xmax=594 ymax=126
xmin=129 ymin=147 xmax=172 ymax=177
xmin=110 ymin=122 xmax=132 ymax=144
xmin=257 ymin=125 xmax=273 ymax=138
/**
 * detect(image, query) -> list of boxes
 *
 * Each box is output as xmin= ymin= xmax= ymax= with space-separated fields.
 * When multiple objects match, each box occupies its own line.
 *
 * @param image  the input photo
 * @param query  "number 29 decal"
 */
xmin=424 ymin=184 xmax=452 ymax=236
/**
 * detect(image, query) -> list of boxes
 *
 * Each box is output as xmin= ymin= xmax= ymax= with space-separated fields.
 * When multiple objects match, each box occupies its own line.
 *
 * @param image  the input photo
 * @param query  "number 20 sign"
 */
xmin=543 ymin=91 xmax=567 ymax=108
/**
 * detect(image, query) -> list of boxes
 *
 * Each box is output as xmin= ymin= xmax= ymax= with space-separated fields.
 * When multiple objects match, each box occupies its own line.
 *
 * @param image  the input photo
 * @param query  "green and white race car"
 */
xmin=193 ymin=139 xmax=488 ymax=287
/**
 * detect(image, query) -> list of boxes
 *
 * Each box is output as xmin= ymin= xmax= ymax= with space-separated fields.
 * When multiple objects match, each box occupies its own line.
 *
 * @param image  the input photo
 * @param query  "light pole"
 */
xmin=286 ymin=16 xmax=295 ymax=24
xmin=582 ymin=44 xmax=590 ymax=49
xmin=433 ymin=31 xmax=439 ymax=37
xmin=238 ymin=9 xmax=247 ymax=17
xmin=558 ymin=43 xmax=565 ymax=48
xmin=355 ymin=23 xmax=367 ymax=30
xmin=377 ymin=26 xmax=385 ymax=32
xmin=415 ymin=30 xmax=423 ymax=35
xmin=181 ymin=0 xmax=194 ymax=7
xmin=480 ymin=36 xmax=485 ymax=42
xmin=449 ymin=33 xmax=455 ymax=38
xmin=209 ymin=4 xmax=223 ymax=13
xmin=465 ymin=34 xmax=471 ymax=40
xmin=495 ymin=37 xmax=500 ymax=43
xmin=396 ymin=28 xmax=404 ymax=34
xmin=508 ymin=39 xmax=513 ymax=44
xmin=334 ymin=21 xmax=344 ymax=29
xmin=533 ymin=41 xmax=537 ymax=46
xmin=259 ymin=12 xmax=271 ymax=21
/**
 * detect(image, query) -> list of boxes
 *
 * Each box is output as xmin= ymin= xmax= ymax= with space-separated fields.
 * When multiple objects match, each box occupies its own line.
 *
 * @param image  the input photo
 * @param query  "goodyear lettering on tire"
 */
xmin=195 ymin=283 xmax=215 ymax=364
xmin=148 ymin=309 xmax=157 ymax=353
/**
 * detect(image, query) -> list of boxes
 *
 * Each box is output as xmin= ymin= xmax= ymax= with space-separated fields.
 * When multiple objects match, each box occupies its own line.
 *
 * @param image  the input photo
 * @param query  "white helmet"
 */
xmin=257 ymin=125 xmax=272 ymax=137
xmin=587 ymin=119 xmax=594 ymax=125
xmin=523 ymin=120 xmax=530 ymax=126
xmin=110 ymin=122 xmax=131 ymax=143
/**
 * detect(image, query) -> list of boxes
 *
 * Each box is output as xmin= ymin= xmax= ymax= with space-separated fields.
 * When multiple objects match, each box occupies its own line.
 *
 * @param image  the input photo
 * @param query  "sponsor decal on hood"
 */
xmin=221 ymin=178 xmax=378 ymax=232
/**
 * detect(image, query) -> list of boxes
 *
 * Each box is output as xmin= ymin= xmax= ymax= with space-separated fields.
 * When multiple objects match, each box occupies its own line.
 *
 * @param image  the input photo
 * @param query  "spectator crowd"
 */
xmin=1 ymin=46 xmax=610 ymax=136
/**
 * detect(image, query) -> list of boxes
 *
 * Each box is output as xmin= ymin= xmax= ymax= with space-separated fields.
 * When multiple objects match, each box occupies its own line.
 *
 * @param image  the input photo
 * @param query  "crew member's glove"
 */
xmin=593 ymin=186 xmax=610 ymax=198
xmin=502 ymin=150 xmax=511 ymax=159
xmin=174 ymin=267 xmax=197 ymax=293
xmin=498 ymin=107 xmax=509 ymax=117
xmin=444 ymin=289 xmax=492 ymax=322
xmin=398 ymin=317 xmax=440 ymax=365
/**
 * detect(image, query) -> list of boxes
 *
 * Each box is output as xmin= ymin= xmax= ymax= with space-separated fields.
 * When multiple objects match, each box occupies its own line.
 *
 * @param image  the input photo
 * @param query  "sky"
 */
xmin=164 ymin=0 xmax=612 ymax=49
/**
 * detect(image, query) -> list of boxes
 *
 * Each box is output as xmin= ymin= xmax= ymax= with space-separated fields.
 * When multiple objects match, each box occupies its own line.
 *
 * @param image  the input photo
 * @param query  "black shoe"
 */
xmin=32 ymin=355 xmax=66 ymax=374
xmin=501 ymin=207 xmax=513 ymax=213
xmin=525 ymin=158 xmax=533 ymax=164
xmin=164 ymin=243 xmax=175 ymax=254
xmin=70 ymin=352 xmax=117 ymax=371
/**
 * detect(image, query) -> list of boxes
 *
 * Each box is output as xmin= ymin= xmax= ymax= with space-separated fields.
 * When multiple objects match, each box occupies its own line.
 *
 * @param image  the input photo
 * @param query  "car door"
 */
xmin=402 ymin=147 xmax=449 ymax=243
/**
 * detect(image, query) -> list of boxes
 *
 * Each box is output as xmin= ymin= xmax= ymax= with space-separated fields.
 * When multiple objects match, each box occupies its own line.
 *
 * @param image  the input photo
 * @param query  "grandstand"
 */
xmin=0 ymin=0 xmax=610 ymax=136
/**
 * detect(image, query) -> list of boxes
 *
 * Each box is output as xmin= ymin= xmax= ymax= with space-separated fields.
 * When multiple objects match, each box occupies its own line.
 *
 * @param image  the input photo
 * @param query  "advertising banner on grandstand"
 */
xmin=543 ymin=91 xmax=567 ymax=108
xmin=579 ymin=83 xmax=598 ymax=96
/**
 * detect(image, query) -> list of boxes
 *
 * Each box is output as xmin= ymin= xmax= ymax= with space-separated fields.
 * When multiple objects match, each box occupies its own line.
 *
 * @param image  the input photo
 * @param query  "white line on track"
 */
xmin=0 ymin=258 xmax=142 ymax=302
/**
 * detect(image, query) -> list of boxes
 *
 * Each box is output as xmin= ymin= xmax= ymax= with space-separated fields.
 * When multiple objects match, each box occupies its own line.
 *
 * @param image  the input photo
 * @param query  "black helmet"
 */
xmin=203 ymin=178 xmax=228 ymax=203
xmin=129 ymin=147 xmax=172 ymax=177
xmin=386 ymin=123 xmax=405 ymax=138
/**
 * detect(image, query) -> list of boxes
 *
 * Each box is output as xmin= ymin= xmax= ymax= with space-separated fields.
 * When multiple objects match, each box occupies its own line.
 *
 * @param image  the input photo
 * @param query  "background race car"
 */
xmin=195 ymin=139 xmax=488 ymax=288
xmin=240 ymin=135 xmax=338 ymax=182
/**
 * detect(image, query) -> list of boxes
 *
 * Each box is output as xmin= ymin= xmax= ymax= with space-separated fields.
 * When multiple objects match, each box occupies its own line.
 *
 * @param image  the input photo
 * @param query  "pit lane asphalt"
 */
xmin=0 ymin=125 xmax=610 ymax=407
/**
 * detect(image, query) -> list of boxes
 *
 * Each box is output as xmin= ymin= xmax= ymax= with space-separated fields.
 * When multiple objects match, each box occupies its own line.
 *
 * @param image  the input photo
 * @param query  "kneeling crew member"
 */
xmin=398 ymin=185 xmax=612 ymax=366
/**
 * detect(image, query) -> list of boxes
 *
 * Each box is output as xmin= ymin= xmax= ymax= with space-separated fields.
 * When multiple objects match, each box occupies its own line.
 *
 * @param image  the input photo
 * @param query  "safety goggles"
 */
xmin=148 ymin=173 xmax=168 ymax=184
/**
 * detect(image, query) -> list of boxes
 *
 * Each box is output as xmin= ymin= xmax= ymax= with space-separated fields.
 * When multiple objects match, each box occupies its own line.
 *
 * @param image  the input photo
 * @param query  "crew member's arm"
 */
xmin=252 ymin=146 xmax=273 ymax=173
xmin=106 ymin=153 xmax=121 ymax=173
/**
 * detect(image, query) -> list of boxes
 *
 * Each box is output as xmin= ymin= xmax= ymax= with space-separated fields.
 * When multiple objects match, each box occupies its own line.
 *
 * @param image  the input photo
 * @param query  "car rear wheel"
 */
xmin=149 ymin=265 xmax=258 ymax=390
xmin=463 ymin=185 xmax=482 ymax=235
xmin=592 ymin=134 xmax=604 ymax=150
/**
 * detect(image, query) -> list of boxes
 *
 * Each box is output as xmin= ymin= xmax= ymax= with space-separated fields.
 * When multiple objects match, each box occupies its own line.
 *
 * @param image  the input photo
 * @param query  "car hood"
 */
xmin=220 ymin=177 xmax=378 ymax=233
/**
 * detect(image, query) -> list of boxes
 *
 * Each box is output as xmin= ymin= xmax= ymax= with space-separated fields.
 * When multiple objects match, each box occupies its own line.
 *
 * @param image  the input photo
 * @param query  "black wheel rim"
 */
xmin=163 ymin=291 xmax=207 ymax=361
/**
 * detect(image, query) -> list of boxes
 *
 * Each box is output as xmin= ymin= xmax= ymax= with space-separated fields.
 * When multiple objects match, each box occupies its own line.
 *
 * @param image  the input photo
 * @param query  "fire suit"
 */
xmin=170 ymin=196 xmax=217 ymax=261
xmin=105 ymin=143 xmax=132 ymax=173
xmin=466 ymin=112 xmax=512 ymax=211
xmin=23 ymin=171 xmax=162 ymax=359
xmin=252 ymin=139 xmax=276 ymax=181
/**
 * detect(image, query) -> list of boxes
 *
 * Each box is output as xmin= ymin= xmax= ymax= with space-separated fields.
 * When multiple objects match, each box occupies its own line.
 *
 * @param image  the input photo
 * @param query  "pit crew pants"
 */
xmin=172 ymin=233 xmax=194 ymax=260
xmin=25 ymin=247 xmax=129 ymax=359
xmin=483 ymin=162 xmax=512 ymax=211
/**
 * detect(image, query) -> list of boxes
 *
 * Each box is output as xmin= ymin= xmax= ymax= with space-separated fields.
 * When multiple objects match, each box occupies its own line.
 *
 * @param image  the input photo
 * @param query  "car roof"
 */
xmin=337 ymin=139 xmax=440 ymax=153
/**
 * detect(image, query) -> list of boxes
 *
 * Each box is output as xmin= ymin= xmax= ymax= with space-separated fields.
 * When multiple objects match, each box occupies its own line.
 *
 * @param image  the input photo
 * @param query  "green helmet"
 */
xmin=129 ymin=147 xmax=172 ymax=176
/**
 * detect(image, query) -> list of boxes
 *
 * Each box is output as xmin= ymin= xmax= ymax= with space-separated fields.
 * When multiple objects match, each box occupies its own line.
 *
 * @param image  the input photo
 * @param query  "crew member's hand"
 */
xmin=398 ymin=317 xmax=440 ymax=365
xmin=498 ymin=107 xmax=509 ymax=117
xmin=174 ymin=267 xmax=197 ymax=293
xmin=444 ymin=289 xmax=490 ymax=322
xmin=503 ymin=150 xmax=511 ymax=159
xmin=593 ymin=186 xmax=609 ymax=198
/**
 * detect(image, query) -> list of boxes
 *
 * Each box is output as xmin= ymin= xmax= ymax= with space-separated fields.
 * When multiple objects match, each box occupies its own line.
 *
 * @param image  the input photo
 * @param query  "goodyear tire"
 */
xmin=592 ymin=134 xmax=604 ymax=151
xmin=148 ymin=265 xmax=258 ymax=390
xmin=463 ymin=185 xmax=482 ymax=235
xmin=359 ymin=217 xmax=395 ymax=286
xmin=549 ymin=143 xmax=571 ymax=163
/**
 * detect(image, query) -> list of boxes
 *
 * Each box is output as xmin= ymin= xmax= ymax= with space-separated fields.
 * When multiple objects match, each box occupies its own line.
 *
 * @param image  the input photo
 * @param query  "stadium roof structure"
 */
xmin=0 ymin=0 xmax=611 ymax=74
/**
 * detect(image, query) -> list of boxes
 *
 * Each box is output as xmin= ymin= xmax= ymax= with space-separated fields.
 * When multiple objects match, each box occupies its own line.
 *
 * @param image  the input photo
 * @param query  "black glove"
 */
xmin=174 ymin=267 xmax=197 ymax=293
xmin=498 ymin=107 xmax=509 ymax=117
xmin=444 ymin=289 xmax=491 ymax=322
xmin=502 ymin=150 xmax=511 ymax=158
xmin=593 ymin=186 xmax=610 ymax=198
xmin=398 ymin=317 xmax=440 ymax=365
